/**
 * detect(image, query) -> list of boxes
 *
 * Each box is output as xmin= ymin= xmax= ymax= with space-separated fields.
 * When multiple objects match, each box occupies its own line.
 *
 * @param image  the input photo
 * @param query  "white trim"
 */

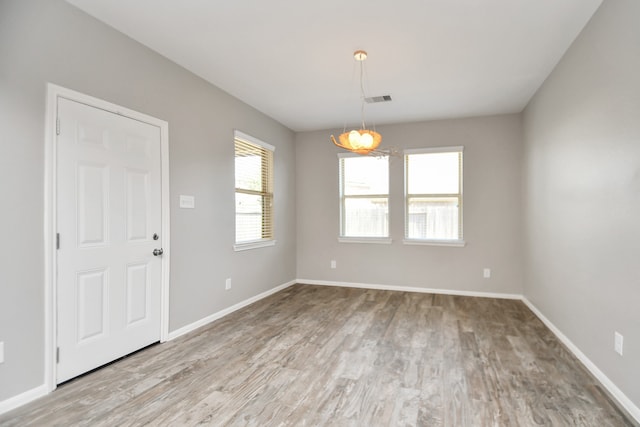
xmin=522 ymin=298 xmax=640 ymax=424
xmin=338 ymin=152 xmax=363 ymax=159
xmin=403 ymin=147 xmax=464 ymax=243
xmin=296 ymin=279 xmax=522 ymax=300
xmin=403 ymin=238 xmax=466 ymax=247
xmin=339 ymin=154 xmax=391 ymax=239
xmin=44 ymin=84 xmax=57 ymax=393
xmin=159 ymin=115 xmax=171 ymax=343
xmin=233 ymin=239 xmax=276 ymax=252
xmin=44 ymin=83 xmax=171 ymax=392
xmin=337 ymin=152 xmax=391 ymax=159
xmin=0 ymin=384 xmax=49 ymax=415
xmin=404 ymin=145 xmax=464 ymax=155
xmin=167 ymin=280 xmax=296 ymax=341
xmin=234 ymin=130 xmax=275 ymax=152
xmin=338 ymin=237 xmax=392 ymax=244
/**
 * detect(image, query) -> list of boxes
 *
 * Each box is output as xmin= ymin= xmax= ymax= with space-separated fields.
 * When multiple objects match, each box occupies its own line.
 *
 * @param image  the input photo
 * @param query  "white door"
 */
xmin=56 ymin=97 xmax=163 ymax=383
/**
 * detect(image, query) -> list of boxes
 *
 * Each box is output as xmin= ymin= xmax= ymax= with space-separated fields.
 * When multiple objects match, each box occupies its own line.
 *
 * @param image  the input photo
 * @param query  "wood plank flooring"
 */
xmin=0 ymin=284 xmax=635 ymax=426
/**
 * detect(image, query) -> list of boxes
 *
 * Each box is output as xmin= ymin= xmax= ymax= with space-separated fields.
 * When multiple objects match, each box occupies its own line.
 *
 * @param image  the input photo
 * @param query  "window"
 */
xmin=234 ymin=131 xmax=274 ymax=250
xmin=339 ymin=154 xmax=390 ymax=241
xmin=404 ymin=147 xmax=463 ymax=245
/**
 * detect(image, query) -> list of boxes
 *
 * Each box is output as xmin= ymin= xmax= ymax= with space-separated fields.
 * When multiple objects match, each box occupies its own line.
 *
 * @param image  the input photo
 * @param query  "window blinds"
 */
xmin=234 ymin=136 xmax=274 ymax=243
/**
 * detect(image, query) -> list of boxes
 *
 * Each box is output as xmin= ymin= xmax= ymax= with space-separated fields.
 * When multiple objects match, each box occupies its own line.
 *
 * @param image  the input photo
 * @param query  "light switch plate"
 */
xmin=179 ymin=195 xmax=195 ymax=209
xmin=615 ymin=332 xmax=624 ymax=356
xmin=0 ymin=341 xmax=4 ymax=364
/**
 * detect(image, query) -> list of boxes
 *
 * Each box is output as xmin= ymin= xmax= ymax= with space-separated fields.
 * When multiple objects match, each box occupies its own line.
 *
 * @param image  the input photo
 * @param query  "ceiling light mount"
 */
xmin=353 ymin=50 xmax=368 ymax=61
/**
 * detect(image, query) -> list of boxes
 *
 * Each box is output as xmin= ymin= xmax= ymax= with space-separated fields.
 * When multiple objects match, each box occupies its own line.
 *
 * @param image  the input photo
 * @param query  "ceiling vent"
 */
xmin=364 ymin=95 xmax=392 ymax=104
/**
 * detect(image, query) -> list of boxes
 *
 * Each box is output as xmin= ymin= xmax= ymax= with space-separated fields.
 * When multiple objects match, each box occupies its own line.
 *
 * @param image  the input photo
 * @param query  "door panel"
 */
xmin=77 ymin=163 xmax=109 ymax=246
xmin=57 ymin=97 xmax=162 ymax=383
xmin=126 ymin=169 xmax=149 ymax=241
xmin=126 ymin=262 xmax=149 ymax=325
xmin=76 ymin=268 xmax=108 ymax=342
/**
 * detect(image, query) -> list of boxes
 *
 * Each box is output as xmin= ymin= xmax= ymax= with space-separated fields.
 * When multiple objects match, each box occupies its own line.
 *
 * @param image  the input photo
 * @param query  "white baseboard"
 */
xmin=0 ymin=384 xmax=48 ymax=416
xmin=166 ymin=280 xmax=296 ymax=341
xmin=296 ymin=278 xmax=523 ymax=300
xmin=522 ymin=297 xmax=640 ymax=424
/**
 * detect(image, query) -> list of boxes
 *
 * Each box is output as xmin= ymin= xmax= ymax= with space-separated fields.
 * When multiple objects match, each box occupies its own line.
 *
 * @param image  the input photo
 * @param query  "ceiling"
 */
xmin=67 ymin=0 xmax=602 ymax=132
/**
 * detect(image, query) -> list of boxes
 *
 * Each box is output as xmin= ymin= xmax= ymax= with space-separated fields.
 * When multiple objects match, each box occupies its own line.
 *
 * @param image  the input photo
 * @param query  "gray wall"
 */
xmin=296 ymin=115 xmax=523 ymax=294
xmin=0 ymin=0 xmax=296 ymax=401
xmin=523 ymin=0 xmax=640 ymax=407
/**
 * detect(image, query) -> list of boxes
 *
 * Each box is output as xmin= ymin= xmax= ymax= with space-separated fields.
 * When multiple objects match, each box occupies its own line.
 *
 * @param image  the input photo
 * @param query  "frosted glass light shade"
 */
xmin=331 ymin=129 xmax=382 ymax=155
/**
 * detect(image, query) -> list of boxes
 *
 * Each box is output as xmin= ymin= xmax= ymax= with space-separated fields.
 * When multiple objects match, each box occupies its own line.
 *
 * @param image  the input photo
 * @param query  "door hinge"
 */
xmin=56 ymin=233 xmax=60 ymax=250
xmin=56 ymin=347 xmax=60 ymax=363
xmin=56 ymin=117 xmax=60 ymax=135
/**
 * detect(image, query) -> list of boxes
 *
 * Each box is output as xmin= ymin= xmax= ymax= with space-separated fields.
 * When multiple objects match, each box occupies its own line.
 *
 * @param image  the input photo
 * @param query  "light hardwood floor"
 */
xmin=0 ymin=284 xmax=635 ymax=426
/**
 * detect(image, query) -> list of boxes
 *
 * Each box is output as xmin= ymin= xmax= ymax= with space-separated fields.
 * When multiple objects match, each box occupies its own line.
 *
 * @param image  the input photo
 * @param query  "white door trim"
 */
xmin=44 ymin=83 xmax=171 ymax=392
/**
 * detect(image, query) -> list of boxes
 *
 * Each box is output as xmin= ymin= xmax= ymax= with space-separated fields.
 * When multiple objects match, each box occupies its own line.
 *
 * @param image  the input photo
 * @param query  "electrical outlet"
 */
xmin=483 ymin=268 xmax=491 ymax=279
xmin=225 ymin=278 xmax=231 ymax=291
xmin=0 ymin=341 xmax=4 ymax=364
xmin=331 ymin=260 xmax=337 ymax=269
xmin=615 ymin=332 xmax=624 ymax=356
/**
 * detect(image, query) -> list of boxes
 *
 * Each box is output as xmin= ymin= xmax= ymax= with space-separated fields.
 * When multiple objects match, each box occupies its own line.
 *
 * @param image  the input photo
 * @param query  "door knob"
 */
xmin=153 ymin=248 xmax=164 ymax=256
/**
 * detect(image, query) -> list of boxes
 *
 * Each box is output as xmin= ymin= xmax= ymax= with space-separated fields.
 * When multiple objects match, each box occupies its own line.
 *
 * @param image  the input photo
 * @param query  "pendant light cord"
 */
xmin=359 ymin=59 xmax=367 ymax=130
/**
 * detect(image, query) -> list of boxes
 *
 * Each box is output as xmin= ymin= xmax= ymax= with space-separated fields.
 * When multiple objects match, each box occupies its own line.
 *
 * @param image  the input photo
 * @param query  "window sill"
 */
xmin=234 ymin=239 xmax=276 ymax=252
xmin=403 ymin=239 xmax=466 ymax=247
xmin=338 ymin=237 xmax=392 ymax=244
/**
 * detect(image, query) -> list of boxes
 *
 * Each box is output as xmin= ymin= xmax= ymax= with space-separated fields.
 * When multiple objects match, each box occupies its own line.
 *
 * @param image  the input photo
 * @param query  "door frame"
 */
xmin=44 ymin=83 xmax=171 ymax=392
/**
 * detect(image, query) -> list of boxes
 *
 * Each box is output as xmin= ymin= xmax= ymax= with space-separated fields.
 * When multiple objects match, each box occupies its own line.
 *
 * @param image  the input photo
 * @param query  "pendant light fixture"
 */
xmin=331 ymin=50 xmax=383 ymax=155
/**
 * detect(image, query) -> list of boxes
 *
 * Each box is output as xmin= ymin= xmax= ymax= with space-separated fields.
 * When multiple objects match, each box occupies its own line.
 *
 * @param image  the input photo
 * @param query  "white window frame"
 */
xmin=403 ymin=146 xmax=465 ymax=247
xmin=233 ymin=130 xmax=276 ymax=251
xmin=338 ymin=153 xmax=392 ymax=244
